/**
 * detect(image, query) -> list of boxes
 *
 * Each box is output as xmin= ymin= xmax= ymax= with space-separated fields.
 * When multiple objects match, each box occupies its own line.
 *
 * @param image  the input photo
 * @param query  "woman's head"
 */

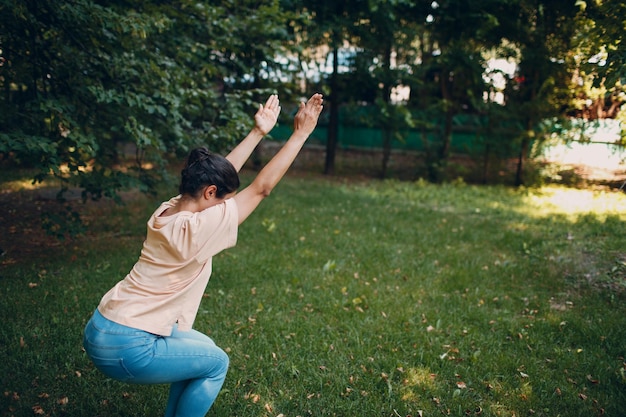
xmin=179 ymin=147 xmax=240 ymax=199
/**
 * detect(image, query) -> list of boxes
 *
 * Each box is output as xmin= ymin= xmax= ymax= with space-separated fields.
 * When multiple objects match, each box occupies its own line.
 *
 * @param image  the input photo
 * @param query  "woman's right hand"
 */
xmin=254 ymin=94 xmax=281 ymax=135
xmin=293 ymin=93 xmax=324 ymax=136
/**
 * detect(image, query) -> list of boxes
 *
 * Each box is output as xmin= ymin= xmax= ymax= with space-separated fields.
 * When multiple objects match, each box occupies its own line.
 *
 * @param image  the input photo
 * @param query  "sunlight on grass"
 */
xmin=487 ymin=402 xmax=517 ymax=417
xmin=3 ymin=178 xmax=45 ymax=191
xmin=400 ymin=366 xmax=437 ymax=401
xmin=1 ymin=172 xmax=62 ymax=192
xmin=519 ymin=186 xmax=626 ymax=219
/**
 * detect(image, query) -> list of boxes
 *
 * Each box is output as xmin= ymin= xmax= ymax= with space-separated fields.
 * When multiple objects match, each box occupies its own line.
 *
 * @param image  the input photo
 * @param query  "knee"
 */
xmin=220 ymin=349 xmax=230 ymax=373
xmin=212 ymin=346 xmax=229 ymax=377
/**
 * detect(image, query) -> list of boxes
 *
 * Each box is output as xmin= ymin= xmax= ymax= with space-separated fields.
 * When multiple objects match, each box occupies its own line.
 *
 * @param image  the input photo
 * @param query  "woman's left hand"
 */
xmin=254 ymin=94 xmax=281 ymax=135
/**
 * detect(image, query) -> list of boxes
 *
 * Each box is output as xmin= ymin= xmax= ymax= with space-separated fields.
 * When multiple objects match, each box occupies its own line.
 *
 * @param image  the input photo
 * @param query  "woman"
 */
xmin=83 ymin=93 xmax=323 ymax=416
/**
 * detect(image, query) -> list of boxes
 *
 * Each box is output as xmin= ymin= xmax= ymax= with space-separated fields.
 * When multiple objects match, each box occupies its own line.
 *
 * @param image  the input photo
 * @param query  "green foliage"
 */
xmin=0 ymin=0 xmax=293 ymax=198
xmin=576 ymin=0 xmax=626 ymax=89
xmin=295 ymin=0 xmax=624 ymax=182
xmin=1 ymin=0 xmax=624 ymax=196
xmin=40 ymin=205 xmax=86 ymax=241
xmin=1 ymin=176 xmax=625 ymax=416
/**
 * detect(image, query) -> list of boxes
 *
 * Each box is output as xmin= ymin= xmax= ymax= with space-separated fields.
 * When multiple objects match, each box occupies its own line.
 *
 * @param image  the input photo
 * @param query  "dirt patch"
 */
xmin=0 ymin=187 xmax=127 ymax=267
xmin=548 ymin=163 xmax=626 ymax=188
xmin=0 ymin=188 xmax=67 ymax=266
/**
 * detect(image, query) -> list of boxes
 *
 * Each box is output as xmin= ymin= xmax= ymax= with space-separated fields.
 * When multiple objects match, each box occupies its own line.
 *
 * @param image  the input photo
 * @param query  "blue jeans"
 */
xmin=83 ymin=309 xmax=229 ymax=417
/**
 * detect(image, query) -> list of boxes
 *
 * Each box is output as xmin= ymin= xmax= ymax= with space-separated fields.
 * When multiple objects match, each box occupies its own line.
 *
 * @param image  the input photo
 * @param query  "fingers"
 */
xmin=305 ymin=93 xmax=323 ymax=112
xmin=264 ymin=94 xmax=279 ymax=111
xmin=296 ymin=94 xmax=323 ymax=116
xmin=292 ymin=93 xmax=324 ymax=133
xmin=262 ymin=94 xmax=322 ymax=113
xmin=256 ymin=95 xmax=281 ymax=119
xmin=306 ymin=94 xmax=322 ymax=104
xmin=266 ymin=94 xmax=321 ymax=114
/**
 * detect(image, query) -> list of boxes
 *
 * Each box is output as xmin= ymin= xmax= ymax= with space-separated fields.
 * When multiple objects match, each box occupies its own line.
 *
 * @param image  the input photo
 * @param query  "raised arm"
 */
xmin=233 ymin=93 xmax=323 ymax=225
xmin=225 ymin=94 xmax=281 ymax=172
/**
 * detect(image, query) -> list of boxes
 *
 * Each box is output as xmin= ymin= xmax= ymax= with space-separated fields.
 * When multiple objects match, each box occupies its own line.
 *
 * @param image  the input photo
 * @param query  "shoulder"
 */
xmin=190 ymin=198 xmax=238 ymax=229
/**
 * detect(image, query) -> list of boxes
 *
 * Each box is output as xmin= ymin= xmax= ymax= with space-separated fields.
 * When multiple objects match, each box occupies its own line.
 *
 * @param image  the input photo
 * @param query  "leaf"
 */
xmin=261 ymin=218 xmax=276 ymax=232
xmin=244 ymin=392 xmax=260 ymax=403
xmin=323 ymin=260 xmax=336 ymax=272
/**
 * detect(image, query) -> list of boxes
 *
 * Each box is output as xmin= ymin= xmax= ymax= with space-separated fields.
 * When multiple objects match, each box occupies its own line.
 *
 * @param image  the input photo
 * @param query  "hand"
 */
xmin=254 ymin=94 xmax=281 ymax=135
xmin=293 ymin=93 xmax=323 ymax=136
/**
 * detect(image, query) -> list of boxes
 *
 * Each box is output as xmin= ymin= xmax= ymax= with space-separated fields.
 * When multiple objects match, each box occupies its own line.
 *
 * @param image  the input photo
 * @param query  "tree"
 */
xmin=570 ymin=0 xmax=625 ymax=129
xmin=0 ymin=0 xmax=291 ymax=203
xmin=404 ymin=0 xmax=501 ymax=182
xmin=499 ymin=0 xmax=580 ymax=185
xmin=288 ymin=0 xmax=364 ymax=175
xmin=354 ymin=0 xmax=424 ymax=178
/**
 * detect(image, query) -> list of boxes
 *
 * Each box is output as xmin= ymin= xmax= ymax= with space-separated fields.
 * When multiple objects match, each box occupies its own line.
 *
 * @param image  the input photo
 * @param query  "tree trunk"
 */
xmin=482 ymin=143 xmax=491 ymax=185
xmin=428 ymin=70 xmax=454 ymax=182
xmin=251 ymin=70 xmax=263 ymax=171
xmin=482 ymin=100 xmax=493 ymax=184
xmin=324 ymin=40 xmax=340 ymax=176
xmin=440 ymin=108 xmax=453 ymax=162
xmin=380 ymin=44 xmax=393 ymax=179
xmin=515 ymin=134 xmax=530 ymax=186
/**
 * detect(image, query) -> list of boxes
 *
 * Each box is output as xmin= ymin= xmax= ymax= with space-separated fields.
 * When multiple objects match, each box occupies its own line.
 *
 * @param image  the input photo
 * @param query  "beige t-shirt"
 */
xmin=97 ymin=196 xmax=238 ymax=336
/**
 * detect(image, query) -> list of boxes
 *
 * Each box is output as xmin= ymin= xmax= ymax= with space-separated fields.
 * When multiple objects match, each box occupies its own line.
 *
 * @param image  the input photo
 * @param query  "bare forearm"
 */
xmin=252 ymin=132 xmax=308 ymax=195
xmin=233 ymin=93 xmax=322 ymax=224
xmin=251 ymin=94 xmax=323 ymax=193
xmin=225 ymin=127 xmax=265 ymax=172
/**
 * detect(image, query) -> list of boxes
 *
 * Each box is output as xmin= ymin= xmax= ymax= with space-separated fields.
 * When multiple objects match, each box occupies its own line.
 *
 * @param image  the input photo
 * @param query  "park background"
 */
xmin=1 ymin=1 xmax=625 ymax=416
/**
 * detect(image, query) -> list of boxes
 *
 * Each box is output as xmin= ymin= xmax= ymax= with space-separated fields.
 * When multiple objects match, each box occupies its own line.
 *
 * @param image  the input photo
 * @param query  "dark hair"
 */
xmin=179 ymin=147 xmax=240 ymax=198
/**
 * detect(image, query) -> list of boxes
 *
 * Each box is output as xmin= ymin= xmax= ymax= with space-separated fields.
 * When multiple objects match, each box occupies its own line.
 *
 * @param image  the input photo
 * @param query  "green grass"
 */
xmin=1 ymin=174 xmax=625 ymax=417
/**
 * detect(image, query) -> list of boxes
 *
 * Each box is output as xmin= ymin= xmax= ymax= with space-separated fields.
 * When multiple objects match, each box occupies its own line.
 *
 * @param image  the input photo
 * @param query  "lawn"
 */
xmin=1 ymin=172 xmax=625 ymax=416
